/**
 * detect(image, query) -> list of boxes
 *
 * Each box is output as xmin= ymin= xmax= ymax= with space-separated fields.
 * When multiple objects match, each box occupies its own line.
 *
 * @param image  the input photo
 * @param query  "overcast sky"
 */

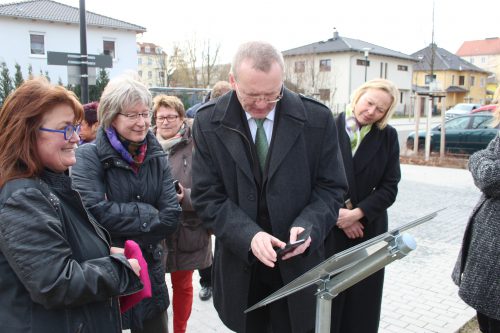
xmin=2 ymin=0 xmax=499 ymax=63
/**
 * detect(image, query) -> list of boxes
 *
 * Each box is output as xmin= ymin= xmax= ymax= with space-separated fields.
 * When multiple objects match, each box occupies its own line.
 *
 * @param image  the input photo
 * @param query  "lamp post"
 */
xmin=362 ymin=47 xmax=371 ymax=82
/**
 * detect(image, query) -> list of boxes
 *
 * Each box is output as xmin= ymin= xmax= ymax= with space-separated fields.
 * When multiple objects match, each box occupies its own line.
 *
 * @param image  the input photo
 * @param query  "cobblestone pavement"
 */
xmin=125 ymin=164 xmax=478 ymax=333
xmin=379 ymin=164 xmax=478 ymax=333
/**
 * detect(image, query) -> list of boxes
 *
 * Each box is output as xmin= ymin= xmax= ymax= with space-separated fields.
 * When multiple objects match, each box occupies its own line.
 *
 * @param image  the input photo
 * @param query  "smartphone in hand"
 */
xmin=275 ymin=238 xmax=306 ymax=257
xmin=275 ymin=227 xmax=311 ymax=257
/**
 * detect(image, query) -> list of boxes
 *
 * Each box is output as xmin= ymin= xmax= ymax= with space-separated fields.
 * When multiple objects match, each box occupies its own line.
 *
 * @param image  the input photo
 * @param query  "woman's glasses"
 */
xmin=39 ymin=124 xmax=81 ymax=141
xmin=156 ymin=115 xmax=179 ymax=123
xmin=118 ymin=111 xmax=153 ymax=120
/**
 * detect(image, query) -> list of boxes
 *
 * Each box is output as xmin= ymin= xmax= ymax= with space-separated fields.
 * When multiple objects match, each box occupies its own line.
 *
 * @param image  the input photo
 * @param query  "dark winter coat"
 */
xmin=191 ymin=89 xmax=347 ymax=333
xmin=71 ymin=128 xmax=181 ymax=330
xmin=0 ymin=170 xmax=142 ymax=333
xmin=158 ymin=123 xmax=213 ymax=272
xmin=325 ymin=112 xmax=401 ymax=333
xmin=452 ymin=135 xmax=500 ymax=320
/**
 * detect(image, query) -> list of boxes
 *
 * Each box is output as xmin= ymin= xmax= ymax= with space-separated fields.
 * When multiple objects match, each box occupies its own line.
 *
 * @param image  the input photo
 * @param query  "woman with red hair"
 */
xmin=0 ymin=77 xmax=142 ymax=333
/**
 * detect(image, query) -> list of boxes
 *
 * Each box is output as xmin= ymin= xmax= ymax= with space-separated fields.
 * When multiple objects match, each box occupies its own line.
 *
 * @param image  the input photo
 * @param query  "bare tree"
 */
xmin=200 ymin=39 xmax=221 ymax=87
xmin=186 ymin=38 xmax=199 ymax=87
xmin=167 ymin=37 xmax=224 ymax=88
xmin=213 ymin=63 xmax=231 ymax=82
xmin=168 ymin=43 xmax=191 ymax=87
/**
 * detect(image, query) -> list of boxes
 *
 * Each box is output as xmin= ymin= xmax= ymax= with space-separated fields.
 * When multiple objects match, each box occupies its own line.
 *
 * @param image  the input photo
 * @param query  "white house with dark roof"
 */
xmin=0 ymin=0 xmax=146 ymax=84
xmin=282 ymin=30 xmax=416 ymax=114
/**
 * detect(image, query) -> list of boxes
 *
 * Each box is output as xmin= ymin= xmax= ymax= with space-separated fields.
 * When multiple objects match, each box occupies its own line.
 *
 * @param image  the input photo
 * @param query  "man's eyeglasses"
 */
xmin=156 ymin=115 xmax=179 ymax=123
xmin=39 ymin=124 xmax=81 ymax=141
xmin=118 ymin=111 xmax=153 ymax=120
xmin=235 ymin=84 xmax=284 ymax=104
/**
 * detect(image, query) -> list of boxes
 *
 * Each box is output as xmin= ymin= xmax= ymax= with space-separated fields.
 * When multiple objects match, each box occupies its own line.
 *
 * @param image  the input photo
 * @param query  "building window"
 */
xmin=459 ymin=76 xmax=465 ymax=85
xmin=425 ymin=74 xmax=436 ymax=84
xmin=470 ymin=58 xmax=474 ymax=64
xmin=148 ymin=57 xmax=153 ymax=65
xmin=480 ymin=77 xmax=485 ymax=87
xmin=145 ymin=46 xmax=150 ymax=53
xmin=319 ymin=89 xmax=330 ymax=101
xmin=138 ymin=70 xmax=142 ymax=78
xmin=103 ymin=40 xmax=115 ymax=59
xmin=159 ymin=72 xmax=165 ymax=78
xmin=470 ymin=76 xmax=475 ymax=86
xmin=356 ymin=59 xmax=369 ymax=66
xmin=148 ymin=71 xmax=152 ymax=79
xmin=319 ymin=59 xmax=331 ymax=72
xmin=397 ymin=65 xmax=408 ymax=71
xmin=452 ymin=75 xmax=455 ymax=85
xmin=30 ymin=33 xmax=45 ymax=55
xmin=481 ymin=57 xmax=486 ymax=63
xmin=294 ymin=61 xmax=305 ymax=73
xmin=138 ymin=58 xmax=142 ymax=65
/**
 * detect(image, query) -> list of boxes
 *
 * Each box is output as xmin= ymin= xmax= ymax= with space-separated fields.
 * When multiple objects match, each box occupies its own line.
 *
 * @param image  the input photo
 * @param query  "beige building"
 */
xmin=137 ymin=42 xmax=168 ymax=87
xmin=456 ymin=37 xmax=500 ymax=101
xmin=412 ymin=44 xmax=490 ymax=108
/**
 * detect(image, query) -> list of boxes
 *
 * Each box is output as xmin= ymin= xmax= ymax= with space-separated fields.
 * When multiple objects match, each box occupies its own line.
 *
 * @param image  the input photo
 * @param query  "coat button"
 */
xmin=247 ymin=194 xmax=255 ymax=201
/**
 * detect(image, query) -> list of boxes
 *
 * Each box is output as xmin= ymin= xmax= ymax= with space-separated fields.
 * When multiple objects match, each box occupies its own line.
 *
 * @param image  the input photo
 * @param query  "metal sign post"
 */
xmin=47 ymin=51 xmax=112 ymax=101
xmin=47 ymin=52 xmax=112 ymax=68
xmin=245 ymin=209 xmax=444 ymax=333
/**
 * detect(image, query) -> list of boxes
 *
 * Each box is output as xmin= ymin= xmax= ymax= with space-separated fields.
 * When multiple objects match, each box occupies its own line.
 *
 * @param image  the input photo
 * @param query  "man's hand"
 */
xmin=251 ymin=231 xmax=286 ymax=267
xmin=281 ymin=226 xmax=312 ymax=260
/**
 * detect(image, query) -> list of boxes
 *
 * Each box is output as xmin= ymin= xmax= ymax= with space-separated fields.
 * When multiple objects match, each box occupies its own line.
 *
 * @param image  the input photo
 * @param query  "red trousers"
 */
xmin=170 ymin=270 xmax=194 ymax=333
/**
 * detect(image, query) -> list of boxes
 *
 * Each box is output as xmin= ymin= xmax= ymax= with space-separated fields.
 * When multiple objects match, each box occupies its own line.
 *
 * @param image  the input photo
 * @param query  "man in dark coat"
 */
xmin=191 ymin=41 xmax=347 ymax=333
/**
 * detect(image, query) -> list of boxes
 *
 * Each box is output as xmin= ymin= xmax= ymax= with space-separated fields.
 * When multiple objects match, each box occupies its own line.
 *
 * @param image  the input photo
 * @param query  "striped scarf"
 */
xmin=105 ymin=127 xmax=147 ymax=174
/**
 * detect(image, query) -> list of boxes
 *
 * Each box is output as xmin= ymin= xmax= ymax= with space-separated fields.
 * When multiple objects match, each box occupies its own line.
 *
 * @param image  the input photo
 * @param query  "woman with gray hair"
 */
xmin=72 ymin=75 xmax=181 ymax=333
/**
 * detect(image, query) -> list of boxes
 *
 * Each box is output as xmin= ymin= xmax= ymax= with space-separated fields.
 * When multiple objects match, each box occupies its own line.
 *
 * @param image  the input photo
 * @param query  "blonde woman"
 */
xmin=325 ymin=78 xmax=401 ymax=333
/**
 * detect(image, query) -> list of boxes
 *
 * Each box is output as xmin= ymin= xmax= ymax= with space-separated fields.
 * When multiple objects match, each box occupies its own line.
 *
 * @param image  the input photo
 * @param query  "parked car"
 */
xmin=471 ymin=104 xmax=498 ymax=114
xmin=445 ymin=103 xmax=481 ymax=120
xmin=406 ymin=114 xmax=498 ymax=155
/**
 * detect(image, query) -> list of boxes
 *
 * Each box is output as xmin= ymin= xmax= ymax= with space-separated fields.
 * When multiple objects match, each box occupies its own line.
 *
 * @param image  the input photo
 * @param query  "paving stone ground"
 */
xmin=125 ymin=163 xmax=479 ymax=333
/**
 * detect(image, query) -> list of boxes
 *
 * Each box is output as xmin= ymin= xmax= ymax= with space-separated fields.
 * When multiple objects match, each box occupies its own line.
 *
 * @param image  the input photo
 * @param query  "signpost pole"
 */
xmin=79 ymin=0 xmax=89 ymax=103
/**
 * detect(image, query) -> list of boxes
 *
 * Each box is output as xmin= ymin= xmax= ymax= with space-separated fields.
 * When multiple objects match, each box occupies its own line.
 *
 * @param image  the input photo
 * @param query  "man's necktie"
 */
xmin=254 ymin=118 xmax=268 ymax=170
